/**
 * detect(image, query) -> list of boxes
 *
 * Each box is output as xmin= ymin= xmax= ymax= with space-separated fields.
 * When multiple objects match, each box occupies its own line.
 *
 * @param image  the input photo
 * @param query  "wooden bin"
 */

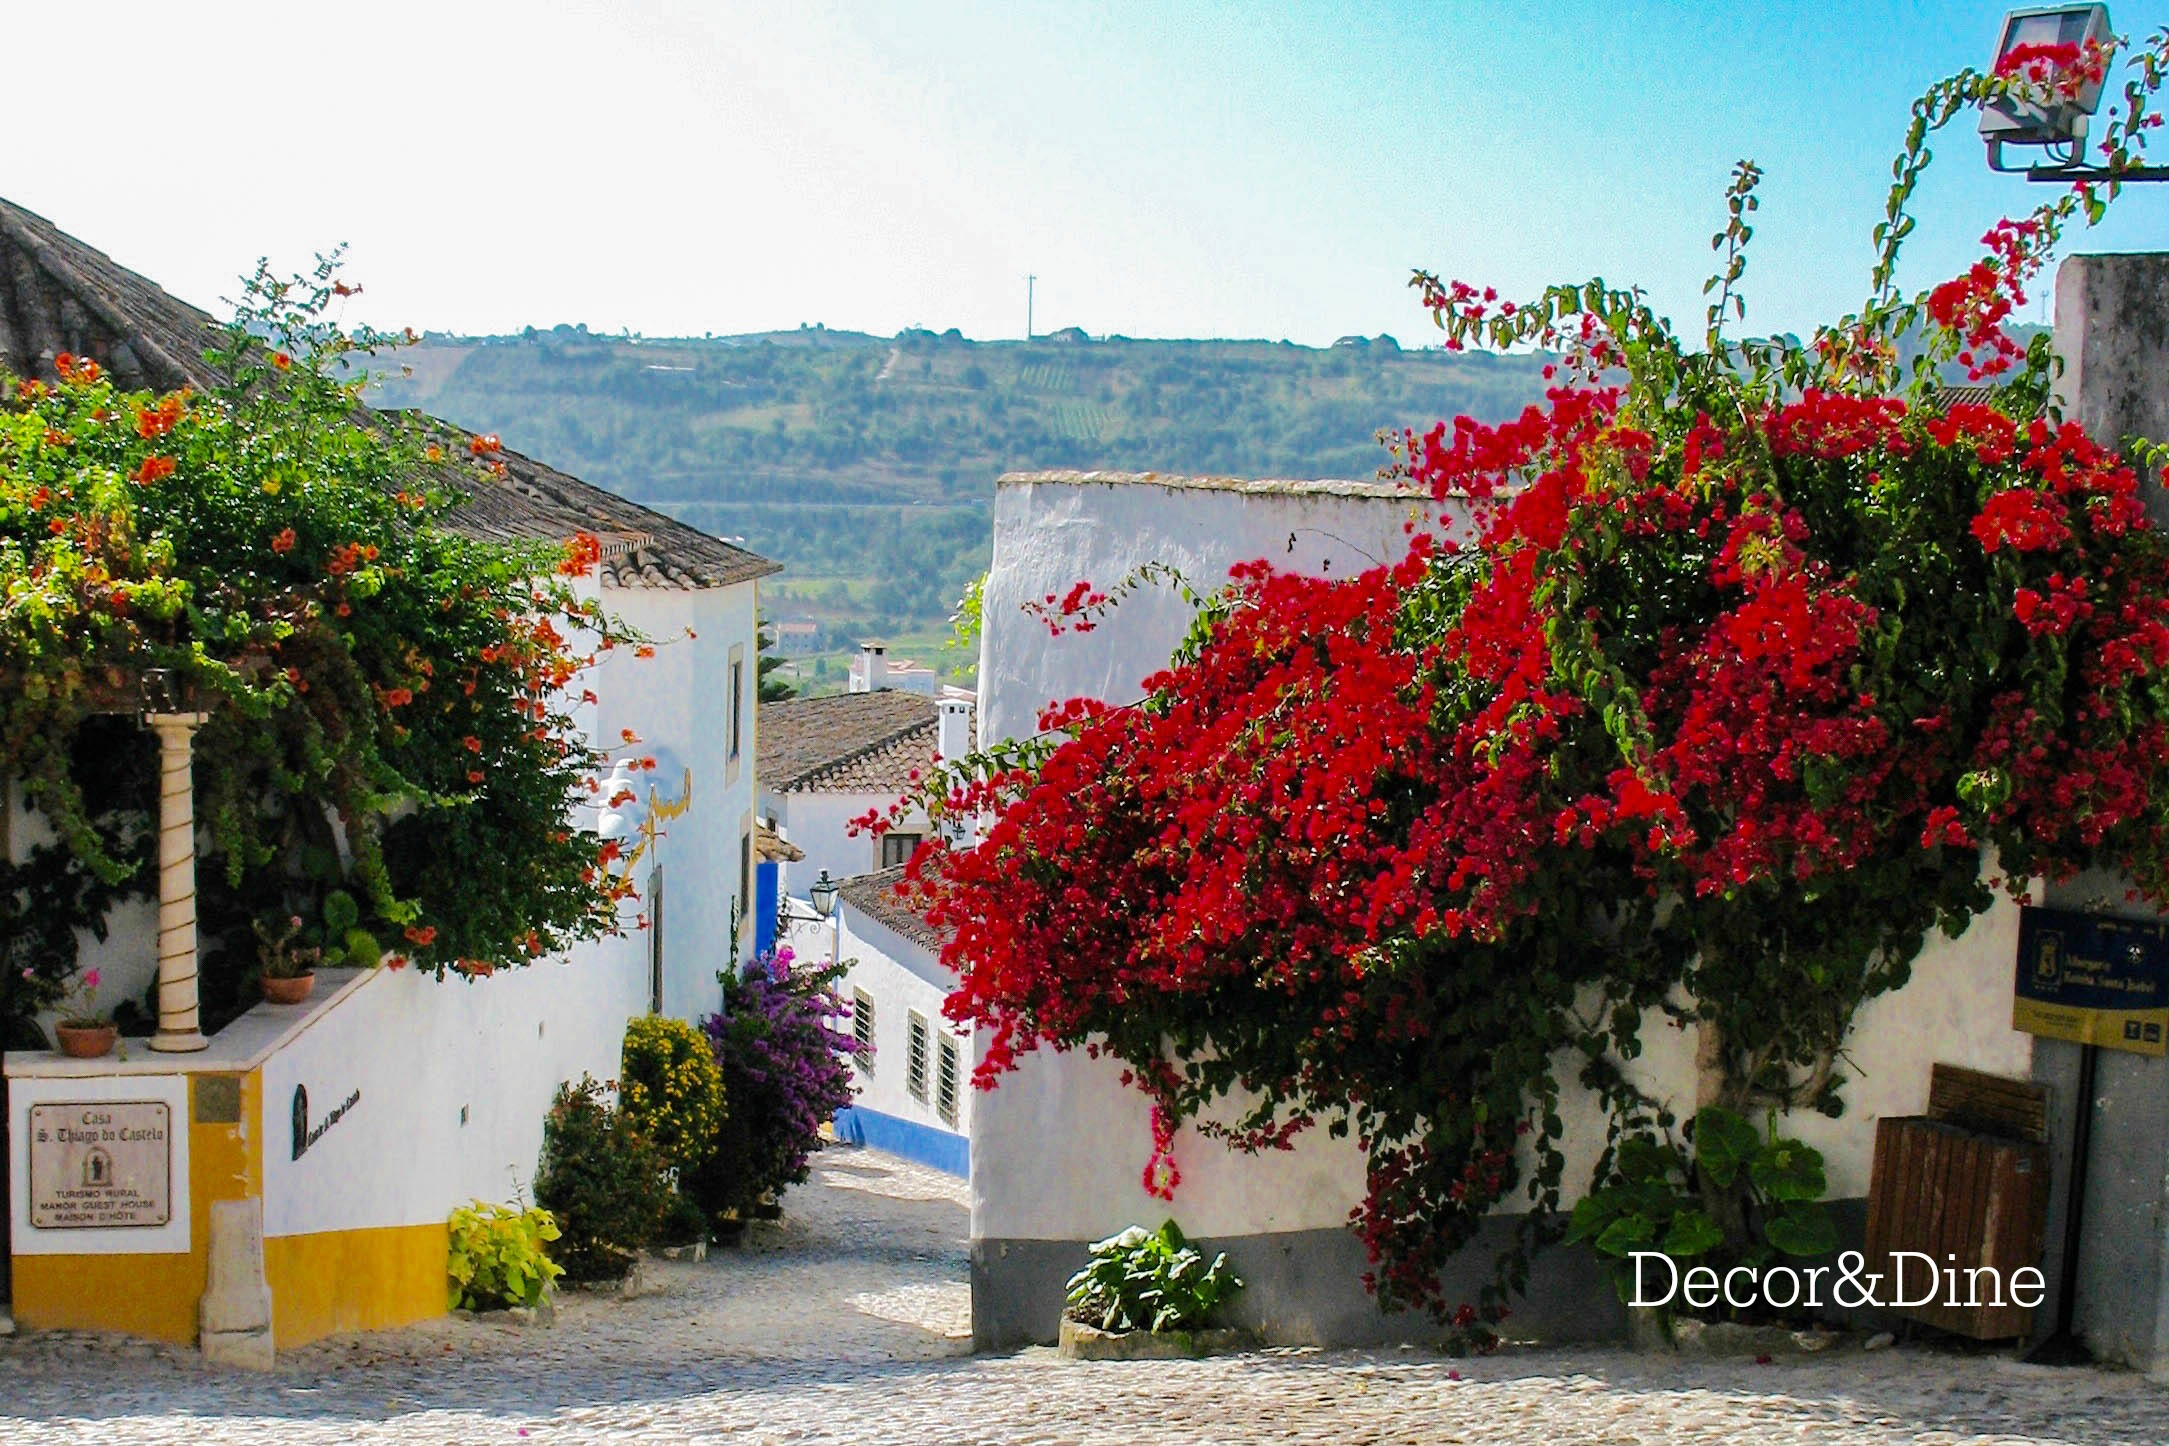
xmin=1862 ymin=1066 xmax=2051 ymax=1341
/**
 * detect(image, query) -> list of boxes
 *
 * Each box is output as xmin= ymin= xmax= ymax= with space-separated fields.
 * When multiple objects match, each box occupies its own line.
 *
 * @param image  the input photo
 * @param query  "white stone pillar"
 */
xmin=199 ymin=1197 xmax=275 ymax=1368
xmin=145 ymin=711 xmax=210 ymax=1053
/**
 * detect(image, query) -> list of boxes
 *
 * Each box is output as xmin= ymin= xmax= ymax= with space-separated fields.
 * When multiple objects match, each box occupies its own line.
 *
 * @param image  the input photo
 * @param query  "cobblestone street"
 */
xmin=2 ymin=1147 xmax=2166 ymax=1443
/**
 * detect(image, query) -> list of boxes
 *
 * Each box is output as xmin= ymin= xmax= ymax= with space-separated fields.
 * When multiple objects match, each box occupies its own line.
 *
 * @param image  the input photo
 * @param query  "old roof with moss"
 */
xmin=0 ymin=196 xmax=777 ymax=590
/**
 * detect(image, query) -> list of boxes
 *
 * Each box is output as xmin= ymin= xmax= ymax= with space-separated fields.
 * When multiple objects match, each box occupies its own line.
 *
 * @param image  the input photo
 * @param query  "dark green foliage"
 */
xmin=1566 ymin=1105 xmax=1837 ymax=1318
xmin=0 ymin=716 xmax=155 ymax=1049
xmin=364 ymin=331 xmax=1551 ymax=633
xmin=533 ymin=1076 xmax=675 ymax=1282
xmin=1064 ymin=1220 xmax=1243 ymax=1334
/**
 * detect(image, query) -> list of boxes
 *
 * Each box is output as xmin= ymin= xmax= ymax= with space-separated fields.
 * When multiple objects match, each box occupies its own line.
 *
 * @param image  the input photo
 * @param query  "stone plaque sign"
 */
xmin=28 ymin=1101 xmax=172 ymax=1229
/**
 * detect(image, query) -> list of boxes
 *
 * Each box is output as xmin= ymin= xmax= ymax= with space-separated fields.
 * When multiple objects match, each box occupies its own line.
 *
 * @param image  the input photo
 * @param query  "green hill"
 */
xmin=362 ymin=325 xmax=1550 ymax=655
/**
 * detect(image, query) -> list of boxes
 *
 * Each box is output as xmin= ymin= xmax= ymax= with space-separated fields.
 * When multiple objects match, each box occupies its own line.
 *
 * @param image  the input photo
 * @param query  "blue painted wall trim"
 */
xmin=754 ymin=860 xmax=779 ymax=959
xmin=833 ymin=1104 xmax=969 ymax=1178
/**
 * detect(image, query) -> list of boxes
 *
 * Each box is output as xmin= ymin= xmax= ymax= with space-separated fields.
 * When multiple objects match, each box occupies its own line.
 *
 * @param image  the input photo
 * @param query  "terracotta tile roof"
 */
xmin=0 ymin=196 xmax=777 ymax=591
xmin=1932 ymin=385 xmax=2005 ymax=411
xmin=759 ymin=691 xmax=937 ymax=794
xmin=839 ymin=866 xmax=945 ymax=952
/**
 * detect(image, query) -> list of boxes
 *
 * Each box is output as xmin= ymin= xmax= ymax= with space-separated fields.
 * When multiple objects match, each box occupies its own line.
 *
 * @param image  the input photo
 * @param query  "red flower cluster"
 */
xmin=558 ymin=531 xmax=603 ymax=577
xmin=909 ymin=357 xmax=2169 ymax=1320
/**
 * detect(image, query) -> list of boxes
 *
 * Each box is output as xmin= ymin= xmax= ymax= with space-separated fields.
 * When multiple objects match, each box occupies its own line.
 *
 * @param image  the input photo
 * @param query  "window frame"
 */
xmin=852 ymin=988 xmax=875 ymax=1073
xmin=906 ymin=1010 xmax=930 ymax=1103
xmin=936 ymin=1032 xmax=960 ymax=1127
xmin=728 ymin=656 xmax=745 ymax=762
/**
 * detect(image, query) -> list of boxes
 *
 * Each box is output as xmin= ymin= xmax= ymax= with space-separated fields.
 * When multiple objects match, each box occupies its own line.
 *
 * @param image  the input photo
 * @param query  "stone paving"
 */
xmin=2 ymin=1146 xmax=2166 ymax=1442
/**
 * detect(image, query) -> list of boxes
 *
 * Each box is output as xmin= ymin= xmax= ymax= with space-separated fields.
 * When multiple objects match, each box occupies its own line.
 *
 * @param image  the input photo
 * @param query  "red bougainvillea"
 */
xmin=896 ymin=32 xmax=2169 ymax=1327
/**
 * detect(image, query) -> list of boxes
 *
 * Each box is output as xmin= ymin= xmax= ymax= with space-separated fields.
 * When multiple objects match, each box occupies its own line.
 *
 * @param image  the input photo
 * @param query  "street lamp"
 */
xmin=1980 ymin=5 xmax=2168 ymax=180
xmin=807 ymin=869 xmax=843 ymax=969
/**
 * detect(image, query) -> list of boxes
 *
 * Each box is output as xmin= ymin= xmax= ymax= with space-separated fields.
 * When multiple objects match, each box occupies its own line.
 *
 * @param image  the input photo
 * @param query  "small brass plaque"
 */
xmin=194 ymin=1074 xmax=242 ymax=1124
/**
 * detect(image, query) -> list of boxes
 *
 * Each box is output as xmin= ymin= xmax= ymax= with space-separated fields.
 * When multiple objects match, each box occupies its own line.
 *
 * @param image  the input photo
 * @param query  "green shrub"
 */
xmin=657 ymin=1189 xmax=709 ymax=1248
xmin=447 ymin=1200 xmax=564 ymax=1310
xmin=618 ymin=1015 xmax=727 ymax=1175
xmin=1566 ymin=1104 xmax=1836 ymax=1318
xmin=1065 ymin=1220 xmax=1242 ymax=1333
xmin=533 ymin=1075 xmax=674 ymax=1282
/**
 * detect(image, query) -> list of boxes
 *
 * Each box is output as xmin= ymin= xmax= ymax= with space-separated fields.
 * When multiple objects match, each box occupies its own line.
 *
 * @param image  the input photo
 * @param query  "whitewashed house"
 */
xmin=965 ymin=469 xmax=2040 ymax=1349
xmin=0 ymin=196 xmax=780 ymax=1351
xmin=756 ymin=689 xmax=961 ymax=890
xmin=848 ymin=642 xmax=942 ymax=696
xmin=796 ymin=869 xmax=968 ymax=1175
xmin=757 ymin=684 xmax=974 ymax=1175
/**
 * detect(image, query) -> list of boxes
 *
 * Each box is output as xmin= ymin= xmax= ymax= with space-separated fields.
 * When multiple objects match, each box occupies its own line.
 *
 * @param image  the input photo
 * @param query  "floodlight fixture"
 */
xmin=1980 ymin=5 xmax=2168 ymax=180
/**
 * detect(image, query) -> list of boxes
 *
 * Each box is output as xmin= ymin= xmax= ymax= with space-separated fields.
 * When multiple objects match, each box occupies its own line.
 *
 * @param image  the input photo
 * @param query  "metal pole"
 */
xmin=2028 ymin=1041 xmax=2099 ymax=1364
xmin=1027 ymin=275 xmax=1035 ymax=340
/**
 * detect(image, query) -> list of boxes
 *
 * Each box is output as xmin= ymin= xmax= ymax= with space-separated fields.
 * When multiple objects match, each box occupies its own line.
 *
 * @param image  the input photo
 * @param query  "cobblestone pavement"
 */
xmin=3 ymin=1146 xmax=2166 ymax=1442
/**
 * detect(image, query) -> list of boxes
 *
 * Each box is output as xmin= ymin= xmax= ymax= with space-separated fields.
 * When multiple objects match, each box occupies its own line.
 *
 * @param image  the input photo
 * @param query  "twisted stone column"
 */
xmin=146 ymin=711 xmax=210 ymax=1053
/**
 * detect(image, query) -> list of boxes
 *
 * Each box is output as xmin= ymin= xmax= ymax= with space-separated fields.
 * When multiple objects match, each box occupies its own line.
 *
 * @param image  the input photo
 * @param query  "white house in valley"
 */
xmin=0 ymin=196 xmax=780 ymax=1355
xmin=756 ymin=687 xmax=976 ymax=892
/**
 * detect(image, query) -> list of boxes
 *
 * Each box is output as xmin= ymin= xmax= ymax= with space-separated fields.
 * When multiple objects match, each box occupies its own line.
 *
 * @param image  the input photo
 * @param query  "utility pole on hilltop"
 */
xmin=1026 ymin=275 xmax=1035 ymax=340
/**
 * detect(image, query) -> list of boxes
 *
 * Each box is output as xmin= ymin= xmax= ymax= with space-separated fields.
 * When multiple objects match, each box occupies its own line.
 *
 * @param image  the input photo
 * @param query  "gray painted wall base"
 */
xmin=2036 ymin=253 xmax=2169 ymax=1376
xmin=2036 ymin=874 xmax=2169 ymax=1373
xmin=974 ymin=1216 xmax=1625 ymax=1350
xmin=976 ymin=1202 xmax=1894 ymax=1351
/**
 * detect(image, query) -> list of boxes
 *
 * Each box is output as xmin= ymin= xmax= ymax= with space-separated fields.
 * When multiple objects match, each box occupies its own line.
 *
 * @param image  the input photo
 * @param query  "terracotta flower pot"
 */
xmin=54 ymin=1022 xmax=117 ymax=1059
xmin=261 ymin=972 xmax=317 ymax=1005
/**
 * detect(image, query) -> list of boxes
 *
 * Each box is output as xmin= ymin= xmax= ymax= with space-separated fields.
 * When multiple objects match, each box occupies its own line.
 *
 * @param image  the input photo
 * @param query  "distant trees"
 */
xmin=367 ymin=332 xmax=1551 ymax=636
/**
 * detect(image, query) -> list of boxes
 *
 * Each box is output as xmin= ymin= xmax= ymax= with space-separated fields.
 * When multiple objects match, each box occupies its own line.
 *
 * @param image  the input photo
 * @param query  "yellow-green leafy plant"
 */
xmin=447 ymin=1200 xmax=563 ymax=1310
xmin=619 ymin=1015 xmax=728 ymax=1175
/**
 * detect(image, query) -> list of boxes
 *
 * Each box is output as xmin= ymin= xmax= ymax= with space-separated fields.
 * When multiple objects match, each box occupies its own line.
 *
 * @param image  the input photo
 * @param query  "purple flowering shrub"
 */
xmin=684 ymin=946 xmax=857 ymax=1226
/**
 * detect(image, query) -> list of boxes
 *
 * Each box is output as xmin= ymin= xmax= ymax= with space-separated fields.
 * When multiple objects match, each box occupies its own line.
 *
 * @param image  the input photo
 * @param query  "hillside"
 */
xmin=362 ymin=325 xmax=1551 ymax=662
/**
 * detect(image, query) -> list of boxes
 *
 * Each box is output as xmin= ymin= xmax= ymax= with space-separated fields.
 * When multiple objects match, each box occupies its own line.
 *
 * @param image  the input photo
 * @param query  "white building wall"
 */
xmin=971 ymin=471 xmax=2037 ymax=1249
xmin=594 ymin=580 xmax=763 ymax=1014
xmin=784 ymin=907 xmax=969 ymax=1142
xmin=10 ymin=573 xmax=760 ymax=1240
xmin=262 ymin=932 xmax=650 ymax=1236
xmin=771 ymin=791 xmax=932 ymax=896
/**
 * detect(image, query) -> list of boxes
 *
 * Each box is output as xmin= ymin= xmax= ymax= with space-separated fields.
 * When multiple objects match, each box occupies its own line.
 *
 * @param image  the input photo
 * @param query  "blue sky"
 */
xmin=9 ymin=1 xmax=2164 ymax=345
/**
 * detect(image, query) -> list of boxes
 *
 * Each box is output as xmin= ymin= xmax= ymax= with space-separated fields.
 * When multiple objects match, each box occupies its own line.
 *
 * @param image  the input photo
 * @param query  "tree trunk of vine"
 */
xmin=1693 ymin=1014 xmax=1750 ymax=1274
xmin=1694 ymin=1014 xmax=1727 ymax=1109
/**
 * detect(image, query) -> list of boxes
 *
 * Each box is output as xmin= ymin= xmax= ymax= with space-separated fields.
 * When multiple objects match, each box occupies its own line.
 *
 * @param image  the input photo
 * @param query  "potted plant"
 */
xmin=1059 ymin=1220 xmax=1251 ymax=1360
xmin=52 ymin=967 xmax=115 ymax=1058
xmin=254 ymin=913 xmax=321 ymax=1004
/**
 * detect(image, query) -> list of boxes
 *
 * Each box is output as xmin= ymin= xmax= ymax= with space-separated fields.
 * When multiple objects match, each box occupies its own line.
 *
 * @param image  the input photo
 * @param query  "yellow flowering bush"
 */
xmin=619 ymin=1015 xmax=727 ymax=1174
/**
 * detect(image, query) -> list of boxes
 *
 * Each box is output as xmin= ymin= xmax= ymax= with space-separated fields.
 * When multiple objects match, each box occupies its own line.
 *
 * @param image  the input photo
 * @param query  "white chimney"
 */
xmin=937 ymin=696 xmax=973 ymax=763
xmin=853 ymin=642 xmax=888 ymax=694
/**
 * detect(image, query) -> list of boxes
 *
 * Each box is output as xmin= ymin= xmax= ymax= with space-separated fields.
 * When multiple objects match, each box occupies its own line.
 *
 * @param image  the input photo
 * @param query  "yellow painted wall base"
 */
xmin=11 ymin=1251 xmax=202 ymax=1345
xmin=266 ymin=1222 xmax=449 ymax=1348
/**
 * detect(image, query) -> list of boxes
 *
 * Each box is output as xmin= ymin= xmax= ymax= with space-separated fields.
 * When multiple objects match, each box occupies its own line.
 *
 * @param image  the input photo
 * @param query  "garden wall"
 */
xmin=967 ymin=468 xmax=2038 ymax=1348
xmin=6 ymin=573 xmax=765 ymax=1350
